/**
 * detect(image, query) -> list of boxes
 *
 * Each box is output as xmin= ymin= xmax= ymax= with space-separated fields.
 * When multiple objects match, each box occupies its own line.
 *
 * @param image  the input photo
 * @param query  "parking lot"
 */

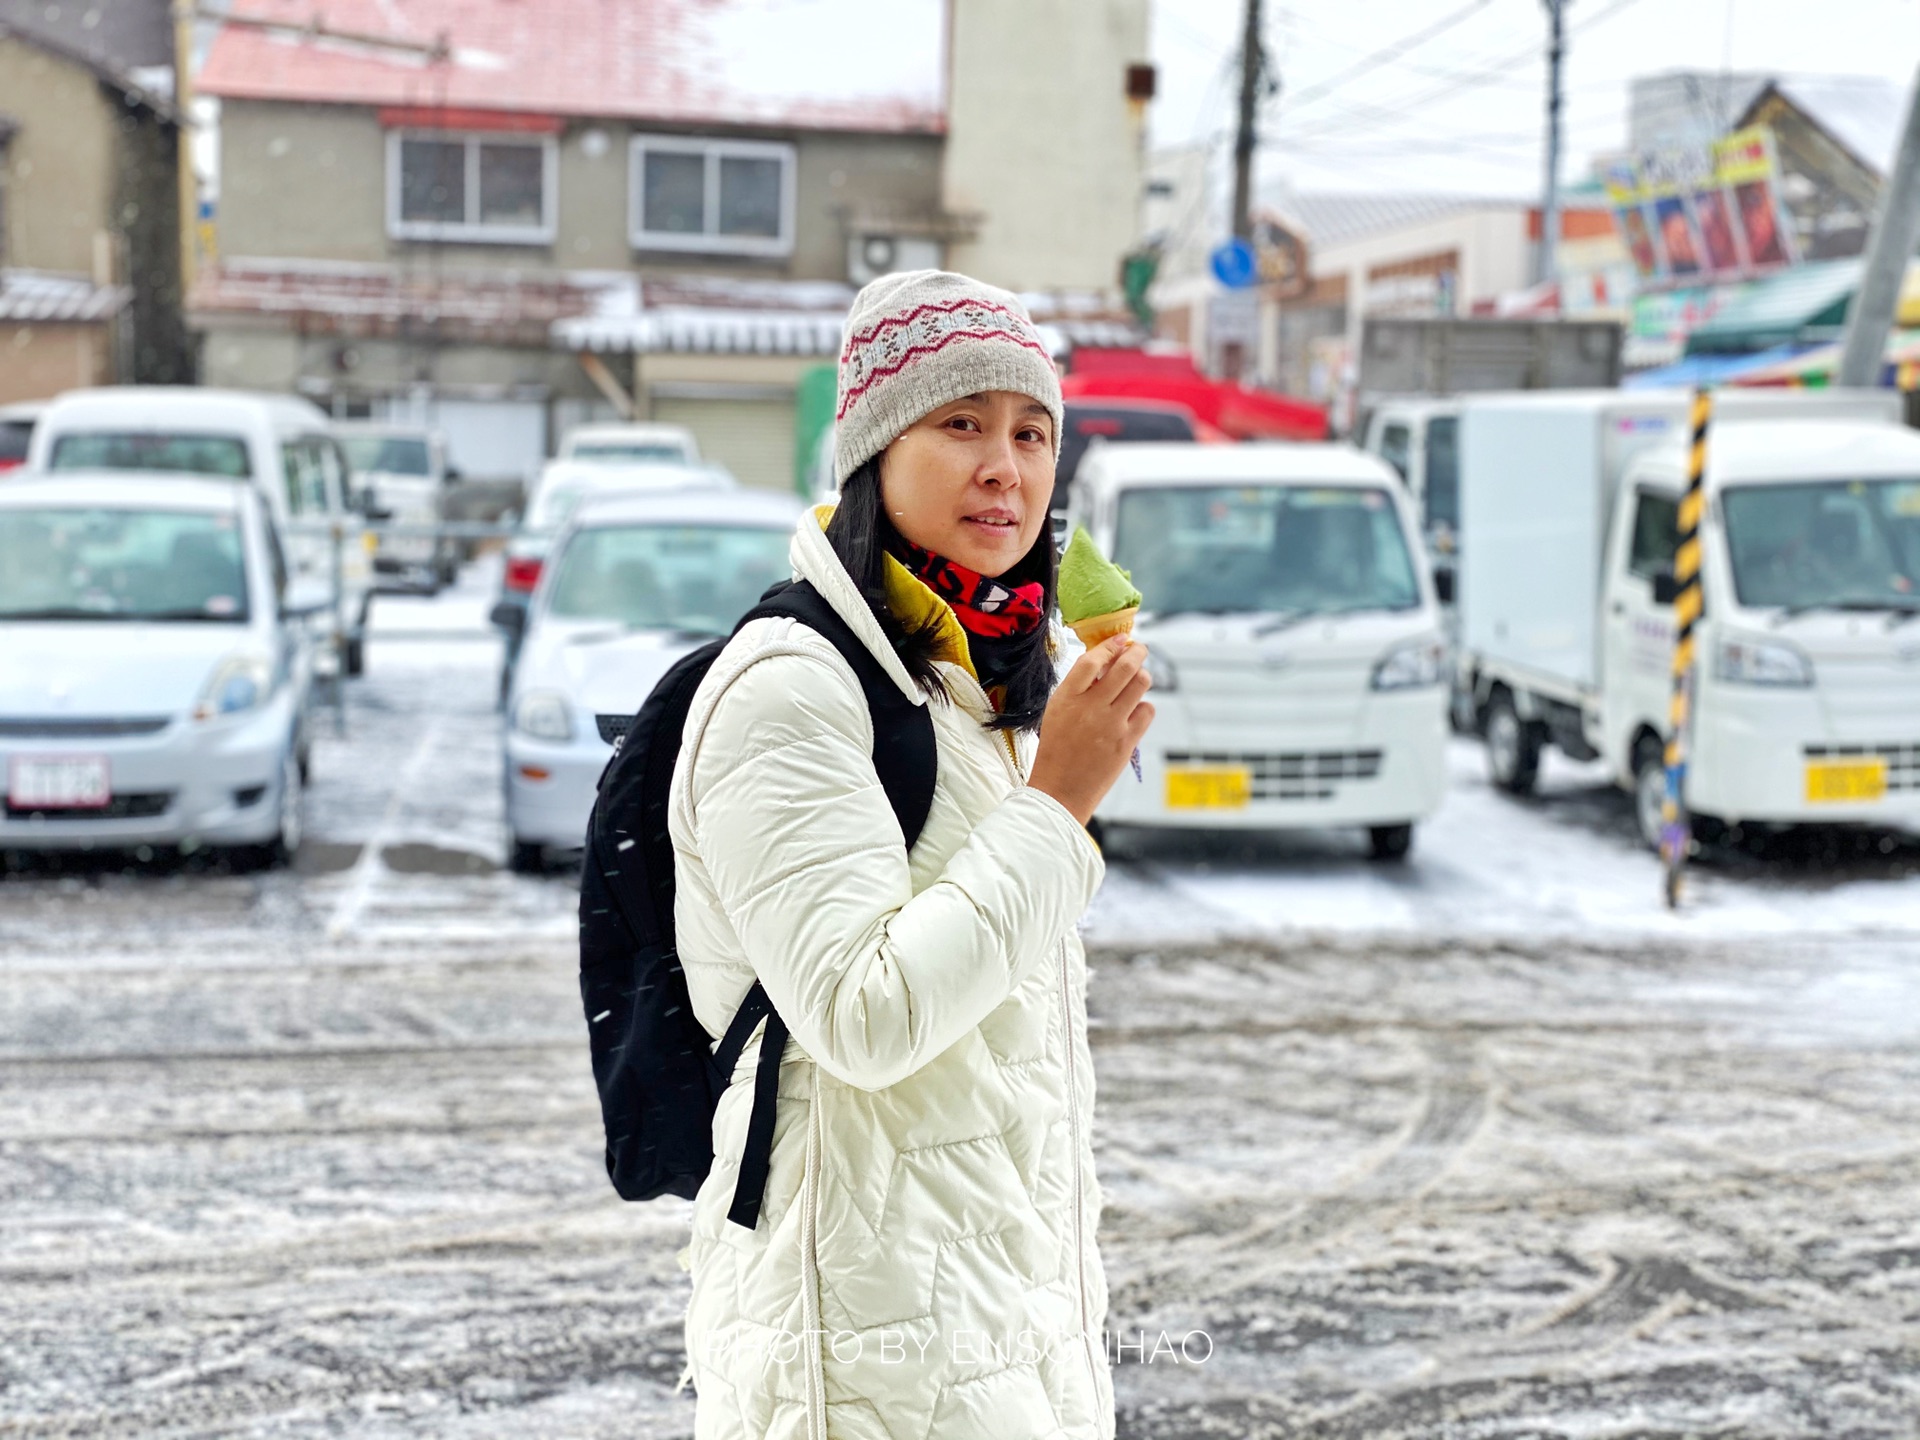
xmin=4 ymin=560 xmax=1919 ymax=1437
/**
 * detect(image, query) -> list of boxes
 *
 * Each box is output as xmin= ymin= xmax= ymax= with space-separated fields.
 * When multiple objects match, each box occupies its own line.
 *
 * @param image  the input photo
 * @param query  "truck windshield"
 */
xmin=1424 ymin=416 xmax=1459 ymax=531
xmin=547 ymin=523 xmax=792 ymax=634
xmin=49 ymin=432 xmax=252 ymax=477
xmin=1721 ymin=479 xmax=1920 ymax=611
xmin=0 ymin=507 xmax=250 ymax=622
xmin=342 ymin=435 xmax=432 ymax=477
xmin=1113 ymin=484 xmax=1421 ymax=618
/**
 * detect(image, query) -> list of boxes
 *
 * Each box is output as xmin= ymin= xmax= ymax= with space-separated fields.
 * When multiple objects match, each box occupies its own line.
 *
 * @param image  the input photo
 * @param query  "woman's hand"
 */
xmin=1027 ymin=635 xmax=1156 ymax=828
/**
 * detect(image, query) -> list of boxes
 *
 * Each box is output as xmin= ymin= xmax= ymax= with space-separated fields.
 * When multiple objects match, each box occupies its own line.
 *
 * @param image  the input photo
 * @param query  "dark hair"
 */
xmin=824 ymin=457 xmax=1059 ymax=733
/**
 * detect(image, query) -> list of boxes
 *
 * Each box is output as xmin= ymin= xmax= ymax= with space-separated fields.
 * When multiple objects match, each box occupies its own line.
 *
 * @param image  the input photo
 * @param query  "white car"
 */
xmin=25 ymin=387 xmax=377 ymax=676
xmin=1066 ymin=442 xmax=1450 ymax=859
xmin=335 ymin=422 xmax=458 ymax=591
xmin=499 ymin=487 xmax=805 ymax=870
xmin=558 ymin=422 xmax=701 ymax=467
xmin=0 ymin=473 xmax=314 ymax=865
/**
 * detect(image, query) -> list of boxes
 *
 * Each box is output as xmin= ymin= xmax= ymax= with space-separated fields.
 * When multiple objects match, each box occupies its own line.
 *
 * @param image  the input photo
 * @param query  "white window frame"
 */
xmin=386 ymin=129 xmax=558 ymax=246
xmin=628 ymin=134 xmax=796 ymax=257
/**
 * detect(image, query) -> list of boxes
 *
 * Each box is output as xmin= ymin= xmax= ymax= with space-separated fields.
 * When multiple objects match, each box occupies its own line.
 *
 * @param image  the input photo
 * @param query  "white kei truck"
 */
xmin=1457 ymin=387 xmax=1920 ymax=849
xmin=1066 ymin=442 xmax=1450 ymax=861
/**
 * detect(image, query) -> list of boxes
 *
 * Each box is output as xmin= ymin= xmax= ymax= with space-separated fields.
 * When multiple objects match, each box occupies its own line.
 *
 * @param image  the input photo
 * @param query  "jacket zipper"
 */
xmin=801 ymin=1063 xmax=827 ymax=1438
xmin=1059 ymin=935 xmax=1099 ymax=1397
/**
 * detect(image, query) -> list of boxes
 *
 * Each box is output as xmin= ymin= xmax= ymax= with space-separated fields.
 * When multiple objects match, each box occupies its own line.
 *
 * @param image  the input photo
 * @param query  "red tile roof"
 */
xmin=198 ymin=0 xmax=946 ymax=134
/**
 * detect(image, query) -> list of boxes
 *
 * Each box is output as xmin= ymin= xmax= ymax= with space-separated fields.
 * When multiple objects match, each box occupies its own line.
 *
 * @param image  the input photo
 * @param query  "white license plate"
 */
xmin=8 ymin=755 xmax=111 ymax=809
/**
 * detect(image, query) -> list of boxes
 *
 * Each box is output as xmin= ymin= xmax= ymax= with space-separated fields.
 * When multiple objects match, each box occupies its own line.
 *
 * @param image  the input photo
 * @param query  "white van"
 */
xmin=26 ymin=388 xmax=376 ymax=674
xmin=558 ymin=422 xmax=701 ymax=467
xmin=1457 ymin=388 xmax=1918 ymax=848
xmin=1066 ymin=442 xmax=1450 ymax=859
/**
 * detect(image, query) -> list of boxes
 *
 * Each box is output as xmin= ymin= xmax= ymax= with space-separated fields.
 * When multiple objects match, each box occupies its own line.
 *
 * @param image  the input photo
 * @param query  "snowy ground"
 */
xmin=3 ymin=559 xmax=1917 ymax=1436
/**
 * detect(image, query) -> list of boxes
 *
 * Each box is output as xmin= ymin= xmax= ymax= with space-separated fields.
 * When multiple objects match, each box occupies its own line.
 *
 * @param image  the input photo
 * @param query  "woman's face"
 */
xmin=879 ymin=390 xmax=1056 ymax=577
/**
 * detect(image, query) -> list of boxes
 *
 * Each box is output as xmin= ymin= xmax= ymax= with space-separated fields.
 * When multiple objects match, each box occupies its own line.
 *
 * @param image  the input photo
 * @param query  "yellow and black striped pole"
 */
xmin=1661 ymin=386 xmax=1711 ymax=908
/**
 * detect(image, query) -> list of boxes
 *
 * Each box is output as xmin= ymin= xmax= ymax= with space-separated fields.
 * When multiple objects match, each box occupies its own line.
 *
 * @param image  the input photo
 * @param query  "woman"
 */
xmin=667 ymin=270 xmax=1153 ymax=1439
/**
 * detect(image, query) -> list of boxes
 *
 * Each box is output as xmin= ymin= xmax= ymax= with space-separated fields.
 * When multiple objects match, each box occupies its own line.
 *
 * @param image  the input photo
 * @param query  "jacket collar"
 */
xmin=788 ymin=505 xmax=978 ymax=706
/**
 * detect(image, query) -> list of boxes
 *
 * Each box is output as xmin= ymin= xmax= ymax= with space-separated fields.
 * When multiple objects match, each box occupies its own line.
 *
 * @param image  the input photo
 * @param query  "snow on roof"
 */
xmin=0 ymin=270 xmax=131 ymax=323
xmin=199 ymin=0 xmax=946 ymax=134
xmin=1772 ymin=75 xmax=1907 ymax=176
xmin=557 ymin=273 xmax=853 ymax=356
xmin=1268 ymin=192 xmax=1527 ymax=251
xmin=189 ymin=258 xmax=628 ymax=345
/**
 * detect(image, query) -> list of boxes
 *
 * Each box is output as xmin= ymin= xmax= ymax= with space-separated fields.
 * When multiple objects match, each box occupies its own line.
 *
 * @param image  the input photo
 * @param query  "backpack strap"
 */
xmin=715 ymin=578 xmax=938 ymax=1229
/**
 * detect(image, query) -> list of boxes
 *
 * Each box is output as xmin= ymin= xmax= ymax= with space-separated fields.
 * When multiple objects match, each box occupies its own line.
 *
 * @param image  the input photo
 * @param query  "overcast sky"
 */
xmin=1150 ymin=0 xmax=1918 ymax=204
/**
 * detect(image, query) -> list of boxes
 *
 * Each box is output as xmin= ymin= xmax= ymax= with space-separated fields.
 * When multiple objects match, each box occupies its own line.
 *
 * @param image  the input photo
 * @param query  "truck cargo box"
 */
xmin=1458 ymin=388 xmax=1900 ymax=695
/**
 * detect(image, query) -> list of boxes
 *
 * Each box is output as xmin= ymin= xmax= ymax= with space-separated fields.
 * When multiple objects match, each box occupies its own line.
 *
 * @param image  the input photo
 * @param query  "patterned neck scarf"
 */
xmin=888 ymin=534 xmax=1047 ymax=641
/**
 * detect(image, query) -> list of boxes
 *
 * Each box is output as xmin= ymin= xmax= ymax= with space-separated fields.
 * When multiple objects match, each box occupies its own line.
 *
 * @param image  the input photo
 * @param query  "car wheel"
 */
xmin=508 ymin=838 xmax=545 ymax=874
xmin=1633 ymin=733 xmax=1669 ymax=853
xmin=231 ymin=751 xmax=303 ymax=871
xmin=1368 ymin=823 xmax=1414 ymax=861
xmin=1485 ymin=691 xmax=1544 ymax=796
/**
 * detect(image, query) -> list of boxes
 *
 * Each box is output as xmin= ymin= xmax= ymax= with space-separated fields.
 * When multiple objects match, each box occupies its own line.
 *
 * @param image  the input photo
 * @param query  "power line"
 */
xmin=1276 ymin=0 xmax=1649 ymax=141
xmin=1280 ymin=0 xmax=1495 ymax=111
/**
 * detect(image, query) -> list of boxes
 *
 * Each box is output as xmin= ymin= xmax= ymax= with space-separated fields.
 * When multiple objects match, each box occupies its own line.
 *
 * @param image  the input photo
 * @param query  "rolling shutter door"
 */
xmin=650 ymin=395 xmax=796 ymax=494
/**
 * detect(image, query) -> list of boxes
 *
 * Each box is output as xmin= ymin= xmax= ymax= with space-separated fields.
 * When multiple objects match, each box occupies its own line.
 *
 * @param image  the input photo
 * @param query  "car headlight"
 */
xmin=1143 ymin=649 xmax=1179 ymax=692
xmin=1714 ymin=633 xmax=1813 ymax=687
xmin=1371 ymin=636 xmax=1448 ymax=690
xmin=195 ymin=653 xmax=274 ymax=720
xmin=513 ymin=689 xmax=574 ymax=741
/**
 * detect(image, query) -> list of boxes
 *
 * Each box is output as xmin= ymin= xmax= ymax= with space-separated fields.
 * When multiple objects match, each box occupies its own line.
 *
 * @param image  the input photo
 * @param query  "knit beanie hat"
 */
xmin=833 ymin=269 xmax=1064 ymax=486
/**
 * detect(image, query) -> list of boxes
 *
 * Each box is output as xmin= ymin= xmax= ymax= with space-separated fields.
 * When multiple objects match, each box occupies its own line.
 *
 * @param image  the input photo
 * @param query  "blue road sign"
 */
xmin=1210 ymin=237 xmax=1258 ymax=289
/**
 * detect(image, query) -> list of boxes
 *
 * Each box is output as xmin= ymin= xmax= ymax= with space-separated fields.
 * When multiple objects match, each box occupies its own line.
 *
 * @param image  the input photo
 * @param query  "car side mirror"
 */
xmin=281 ymin=575 xmax=334 ymax=619
xmin=488 ymin=600 xmax=526 ymax=634
xmin=1432 ymin=566 xmax=1456 ymax=605
xmin=445 ymin=465 xmax=463 ymax=484
xmin=1651 ymin=567 xmax=1679 ymax=605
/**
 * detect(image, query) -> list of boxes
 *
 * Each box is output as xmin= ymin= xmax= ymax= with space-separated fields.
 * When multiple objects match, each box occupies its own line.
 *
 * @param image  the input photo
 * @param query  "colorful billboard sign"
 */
xmin=1604 ymin=125 xmax=1798 ymax=289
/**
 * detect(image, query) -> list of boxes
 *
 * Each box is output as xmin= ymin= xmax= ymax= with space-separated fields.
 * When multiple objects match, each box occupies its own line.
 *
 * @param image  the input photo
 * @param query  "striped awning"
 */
xmin=0 ymin=270 xmax=131 ymax=323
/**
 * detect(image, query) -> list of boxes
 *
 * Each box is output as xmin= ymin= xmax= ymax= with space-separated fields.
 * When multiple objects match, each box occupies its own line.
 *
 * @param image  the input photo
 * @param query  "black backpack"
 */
xmin=578 ymin=579 xmax=936 ymax=1230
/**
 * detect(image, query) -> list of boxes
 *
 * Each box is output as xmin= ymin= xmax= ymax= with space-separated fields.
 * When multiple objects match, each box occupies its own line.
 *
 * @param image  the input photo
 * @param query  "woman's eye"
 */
xmin=1018 ymin=427 xmax=1045 ymax=443
xmin=946 ymin=416 xmax=980 ymax=432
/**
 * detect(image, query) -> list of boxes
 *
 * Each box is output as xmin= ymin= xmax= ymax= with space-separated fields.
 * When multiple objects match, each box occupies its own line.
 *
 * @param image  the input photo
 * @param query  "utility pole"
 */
xmin=1230 ymin=0 xmax=1263 ymax=242
xmin=1537 ymin=0 xmax=1565 ymax=288
xmin=1837 ymin=62 xmax=1920 ymax=387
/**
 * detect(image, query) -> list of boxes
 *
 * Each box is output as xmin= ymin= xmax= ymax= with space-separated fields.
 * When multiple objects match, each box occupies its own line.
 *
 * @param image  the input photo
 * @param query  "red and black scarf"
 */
xmin=889 ymin=535 xmax=1047 ymax=641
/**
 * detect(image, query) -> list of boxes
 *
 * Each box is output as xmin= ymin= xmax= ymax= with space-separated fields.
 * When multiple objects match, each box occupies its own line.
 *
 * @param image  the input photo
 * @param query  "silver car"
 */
xmin=499 ymin=487 xmax=805 ymax=871
xmin=0 ymin=473 xmax=315 ymax=866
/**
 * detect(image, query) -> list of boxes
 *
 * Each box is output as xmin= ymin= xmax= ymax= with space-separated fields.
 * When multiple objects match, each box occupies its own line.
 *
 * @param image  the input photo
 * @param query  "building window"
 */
xmin=629 ymin=136 xmax=795 ymax=257
xmin=386 ymin=131 xmax=556 ymax=245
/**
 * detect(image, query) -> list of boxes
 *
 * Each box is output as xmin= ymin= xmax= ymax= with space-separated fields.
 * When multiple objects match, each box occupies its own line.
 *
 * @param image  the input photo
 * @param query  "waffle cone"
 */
xmin=1067 ymin=606 xmax=1139 ymax=648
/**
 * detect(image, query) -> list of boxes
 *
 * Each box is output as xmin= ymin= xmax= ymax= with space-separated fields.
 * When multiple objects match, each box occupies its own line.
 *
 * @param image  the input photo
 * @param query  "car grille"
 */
xmin=5 ymin=792 xmax=173 ymax=821
xmin=0 ymin=716 xmax=171 ymax=738
xmin=595 ymin=714 xmax=635 ymax=746
xmin=1167 ymin=748 xmax=1384 ymax=801
xmin=1804 ymin=742 xmax=1920 ymax=793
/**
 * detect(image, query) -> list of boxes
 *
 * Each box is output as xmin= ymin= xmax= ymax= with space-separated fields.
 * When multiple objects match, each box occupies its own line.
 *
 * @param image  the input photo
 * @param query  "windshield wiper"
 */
xmin=1139 ymin=606 xmax=1268 ymax=626
xmin=1772 ymin=596 xmax=1920 ymax=625
xmin=0 ymin=607 xmax=136 ymax=621
xmin=1251 ymin=610 xmax=1311 ymax=637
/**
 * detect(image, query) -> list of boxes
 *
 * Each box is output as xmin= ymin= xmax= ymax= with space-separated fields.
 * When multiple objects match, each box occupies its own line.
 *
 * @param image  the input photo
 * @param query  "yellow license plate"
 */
xmin=1166 ymin=767 xmax=1252 ymax=810
xmin=1804 ymin=758 xmax=1887 ymax=804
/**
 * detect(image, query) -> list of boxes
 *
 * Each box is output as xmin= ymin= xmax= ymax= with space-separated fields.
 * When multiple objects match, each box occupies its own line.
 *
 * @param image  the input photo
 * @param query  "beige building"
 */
xmin=193 ymin=0 xmax=1150 ymax=494
xmin=0 ymin=2 xmax=189 ymax=403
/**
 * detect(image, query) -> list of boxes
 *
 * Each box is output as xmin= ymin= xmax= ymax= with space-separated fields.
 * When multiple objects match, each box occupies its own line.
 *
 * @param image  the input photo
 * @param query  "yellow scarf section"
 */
xmin=811 ymin=503 xmax=986 ymax=688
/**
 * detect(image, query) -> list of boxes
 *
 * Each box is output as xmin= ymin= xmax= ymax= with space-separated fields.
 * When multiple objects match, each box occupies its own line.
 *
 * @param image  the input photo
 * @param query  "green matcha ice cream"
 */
xmin=1058 ymin=525 xmax=1143 ymax=641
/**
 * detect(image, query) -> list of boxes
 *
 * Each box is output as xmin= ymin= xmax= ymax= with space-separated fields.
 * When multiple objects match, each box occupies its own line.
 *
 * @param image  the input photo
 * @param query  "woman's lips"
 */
xmin=962 ymin=512 xmax=1019 ymax=533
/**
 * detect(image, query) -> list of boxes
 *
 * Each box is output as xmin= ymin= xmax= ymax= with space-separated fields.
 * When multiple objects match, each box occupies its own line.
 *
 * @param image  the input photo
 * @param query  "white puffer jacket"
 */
xmin=667 ymin=509 xmax=1113 ymax=1440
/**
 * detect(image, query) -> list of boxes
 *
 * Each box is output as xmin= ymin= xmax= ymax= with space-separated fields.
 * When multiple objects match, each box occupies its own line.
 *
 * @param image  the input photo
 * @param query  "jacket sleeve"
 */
xmin=683 ymin=640 xmax=1104 ymax=1092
